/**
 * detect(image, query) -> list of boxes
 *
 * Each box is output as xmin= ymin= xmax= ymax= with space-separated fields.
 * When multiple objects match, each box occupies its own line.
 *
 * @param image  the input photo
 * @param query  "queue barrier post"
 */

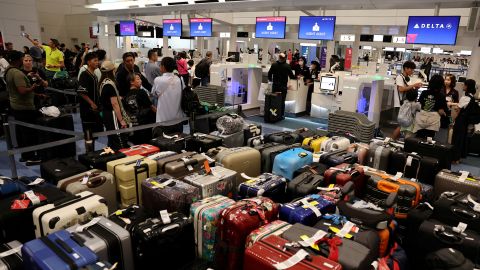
xmin=1 ymin=114 xmax=18 ymax=179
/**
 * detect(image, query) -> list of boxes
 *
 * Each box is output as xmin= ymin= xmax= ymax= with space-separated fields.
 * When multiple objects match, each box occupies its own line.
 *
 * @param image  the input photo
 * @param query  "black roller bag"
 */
xmin=388 ymin=151 xmax=440 ymax=185
xmin=404 ymin=137 xmax=454 ymax=170
xmin=150 ymin=133 xmax=191 ymax=153
xmin=36 ymin=114 xmax=77 ymax=161
xmin=186 ymin=133 xmax=223 ymax=153
xmin=432 ymin=191 xmax=480 ymax=231
xmin=264 ymin=92 xmax=283 ymax=123
xmin=78 ymin=148 xmax=127 ymax=171
xmin=40 ymin=157 xmax=88 ymax=185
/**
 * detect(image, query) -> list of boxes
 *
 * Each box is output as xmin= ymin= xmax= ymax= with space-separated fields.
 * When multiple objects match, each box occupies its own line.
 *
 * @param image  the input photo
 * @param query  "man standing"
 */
xmin=268 ymin=53 xmax=295 ymax=118
xmin=24 ymin=34 xmax=64 ymax=79
xmin=5 ymin=42 xmax=13 ymax=51
xmin=144 ymin=49 xmax=161 ymax=86
xmin=115 ymin=52 xmax=151 ymax=97
xmin=195 ymin=51 xmax=213 ymax=86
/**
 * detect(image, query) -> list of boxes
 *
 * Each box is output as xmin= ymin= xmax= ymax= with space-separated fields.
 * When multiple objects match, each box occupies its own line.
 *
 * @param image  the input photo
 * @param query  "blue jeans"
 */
xmin=201 ymin=76 xmax=210 ymax=87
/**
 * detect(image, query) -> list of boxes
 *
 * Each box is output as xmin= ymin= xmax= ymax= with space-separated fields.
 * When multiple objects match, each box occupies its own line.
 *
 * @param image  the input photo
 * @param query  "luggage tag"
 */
xmin=203 ymin=160 xmax=212 ymax=175
xmin=298 ymin=229 xmax=327 ymax=250
xmin=272 ymin=249 xmax=310 ymax=270
xmin=27 ymin=177 xmax=45 ymax=186
xmin=392 ymin=172 xmax=403 ymax=181
xmin=458 ymin=171 xmax=470 ymax=182
xmin=100 ymin=147 xmax=115 ymax=156
xmin=406 ymin=156 xmax=414 ymax=167
xmin=181 ymin=158 xmax=194 ymax=171
xmin=336 ymin=221 xmax=355 ymax=238
xmin=452 ymin=222 xmax=468 ymax=234
xmin=300 ymin=197 xmax=322 ymax=217
xmin=151 ymin=179 xmax=175 ymax=189
xmin=81 ymin=171 xmax=93 ymax=185
xmin=11 ymin=191 xmax=46 ymax=210
xmin=159 ymin=210 xmax=171 ymax=224
xmin=201 ymin=153 xmax=216 ymax=163
xmin=467 ymin=195 xmax=480 ymax=212
xmin=75 ymin=217 xmax=101 ymax=232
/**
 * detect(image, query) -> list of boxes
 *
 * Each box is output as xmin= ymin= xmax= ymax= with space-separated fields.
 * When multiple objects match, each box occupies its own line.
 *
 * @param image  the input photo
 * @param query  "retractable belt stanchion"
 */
xmin=1 ymin=113 xmax=18 ymax=179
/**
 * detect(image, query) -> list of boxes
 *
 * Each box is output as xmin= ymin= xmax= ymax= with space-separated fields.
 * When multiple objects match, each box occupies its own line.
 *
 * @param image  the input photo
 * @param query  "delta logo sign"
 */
xmin=406 ymin=16 xmax=459 ymax=45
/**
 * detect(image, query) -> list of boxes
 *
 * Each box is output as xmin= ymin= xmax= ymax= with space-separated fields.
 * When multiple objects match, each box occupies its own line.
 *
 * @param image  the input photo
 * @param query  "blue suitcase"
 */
xmin=22 ymin=230 xmax=98 ymax=270
xmin=272 ymin=148 xmax=313 ymax=181
xmin=0 ymin=176 xmax=27 ymax=199
xmin=279 ymin=194 xmax=336 ymax=226
xmin=238 ymin=173 xmax=287 ymax=202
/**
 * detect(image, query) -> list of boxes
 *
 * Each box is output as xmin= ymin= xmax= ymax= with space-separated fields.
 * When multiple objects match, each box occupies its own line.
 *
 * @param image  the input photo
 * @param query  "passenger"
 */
xmin=24 ymin=34 xmax=64 ymax=80
xmin=144 ymin=49 xmax=161 ymax=86
xmin=195 ymin=51 xmax=213 ymax=87
xmin=115 ymin=52 xmax=152 ymax=97
xmin=440 ymin=74 xmax=460 ymax=144
xmin=398 ymin=89 xmax=421 ymax=139
xmin=177 ymin=51 xmax=190 ymax=87
xmin=268 ymin=53 xmax=295 ymax=119
xmin=22 ymin=54 xmax=49 ymax=109
xmin=414 ymin=75 xmax=447 ymax=139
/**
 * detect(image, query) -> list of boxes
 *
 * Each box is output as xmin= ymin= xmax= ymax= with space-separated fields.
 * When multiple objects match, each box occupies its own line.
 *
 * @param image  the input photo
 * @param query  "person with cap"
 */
xmin=268 ymin=52 xmax=295 ymax=118
xmin=23 ymin=34 xmax=64 ymax=79
xmin=4 ymin=51 xmax=41 ymax=164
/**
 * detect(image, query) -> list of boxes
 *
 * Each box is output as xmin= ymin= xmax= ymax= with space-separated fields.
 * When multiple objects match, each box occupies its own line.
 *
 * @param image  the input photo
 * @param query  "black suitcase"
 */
xmin=264 ymin=131 xmax=301 ymax=145
xmin=432 ymin=192 xmax=480 ymax=231
xmin=404 ymin=137 xmax=454 ymax=170
xmin=467 ymin=133 xmax=480 ymax=156
xmin=264 ymin=92 xmax=283 ymax=123
xmin=109 ymin=204 xmax=149 ymax=235
xmin=388 ymin=151 xmax=440 ymax=185
xmin=319 ymin=150 xmax=358 ymax=167
xmin=293 ymin=162 xmax=329 ymax=179
xmin=36 ymin=114 xmax=77 ymax=161
xmin=294 ymin=128 xmax=329 ymax=142
xmin=186 ymin=133 xmax=223 ymax=153
xmin=192 ymin=112 xmax=227 ymax=134
xmin=243 ymin=124 xmax=262 ymax=146
xmin=78 ymin=148 xmax=127 ymax=171
xmin=40 ymin=157 xmax=88 ymax=184
xmin=150 ymin=133 xmax=191 ymax=153
xmin=288 ymin=172 xmax=325 ymax=200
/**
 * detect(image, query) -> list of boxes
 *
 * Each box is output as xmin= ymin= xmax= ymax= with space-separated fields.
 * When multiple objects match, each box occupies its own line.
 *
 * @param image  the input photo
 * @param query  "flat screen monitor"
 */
xmin=237 ymin=32 xmax=249 ymax=38
xmin=298 ymin=16 xmax=336 ymax=40
xmin=360 ymin=35 xmax=374 ymax=42
xmin=227 ymin=52 xmax=240 ymax=62
xmin=383 ymin=35 xmax=393 ymax=43
xmin=119 ymin=21 xmax=136 ymax=36
xmin=406 ymin=16 xmax=460 ymax=45
xmin=155 ymin=27 xmax=163 ymax=38
xmin=320 ymin=76 xmax=337 ymax=92
xmin=163 ymin=19 xmax=182 ymax=37
xmin=189 ymin=18 xmax=212 ymax=37
xmin=255 ymin=17 xmax=286 ymax=39
xmin=137 ymin=26 xmax=154 ymax=38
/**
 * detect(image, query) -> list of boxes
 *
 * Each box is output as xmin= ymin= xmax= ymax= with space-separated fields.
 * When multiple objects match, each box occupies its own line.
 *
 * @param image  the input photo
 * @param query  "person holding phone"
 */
xmin=23 ymin=33 xmax=64 ymax=79
xmin=22 ymin=54 xmax=48 ymax=108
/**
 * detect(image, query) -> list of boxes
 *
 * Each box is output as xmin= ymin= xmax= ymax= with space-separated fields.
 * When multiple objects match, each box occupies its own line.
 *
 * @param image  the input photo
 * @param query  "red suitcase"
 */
xmin=324 ymin=164 xmax=366 ymax=197
xmin=243 ymin=235 xmax=342 ymax=270
xmin=119 ymin=144 xmax=160 ymax=157
xmin=216 ymin=197 xmax=279 ymax=270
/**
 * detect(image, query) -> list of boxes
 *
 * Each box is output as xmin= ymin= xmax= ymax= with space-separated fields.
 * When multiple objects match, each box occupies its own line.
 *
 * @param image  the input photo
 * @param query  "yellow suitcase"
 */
xmin=302 ymin=136 xmax=329 ymax=153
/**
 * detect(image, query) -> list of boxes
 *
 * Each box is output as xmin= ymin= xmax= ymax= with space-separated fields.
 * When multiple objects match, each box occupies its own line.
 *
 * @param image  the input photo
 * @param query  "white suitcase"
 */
xmin=320 ymin=136 xmax=351 ymax=152
xmin=183 ymin=167 xmax=237 ymax=198
xmin=32 ymin=191 xmax=109 ymax=237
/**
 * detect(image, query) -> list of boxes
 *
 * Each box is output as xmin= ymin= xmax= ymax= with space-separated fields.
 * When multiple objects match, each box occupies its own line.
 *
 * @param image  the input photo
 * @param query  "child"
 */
xmin=398 ymin=90 xmax=421 ymax=139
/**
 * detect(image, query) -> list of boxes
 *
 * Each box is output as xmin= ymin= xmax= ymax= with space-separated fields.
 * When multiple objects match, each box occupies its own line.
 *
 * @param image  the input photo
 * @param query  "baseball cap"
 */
xmin=101 ymin=61 xmax=115 ymax=72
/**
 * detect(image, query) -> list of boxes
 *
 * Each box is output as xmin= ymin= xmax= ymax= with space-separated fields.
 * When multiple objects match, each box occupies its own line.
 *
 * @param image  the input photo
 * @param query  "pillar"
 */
xmin=325 ymin=40 xmax=335 ymax=72
xmin=229 ymin=26 xmax=237 ymax=52
xmin=467 ymin=38 xmax=480 ymax=83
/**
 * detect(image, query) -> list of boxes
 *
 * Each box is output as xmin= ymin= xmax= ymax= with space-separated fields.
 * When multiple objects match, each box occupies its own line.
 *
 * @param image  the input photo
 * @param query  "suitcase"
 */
xmin=320 ymin=136 xmax=351 ymax=152
xmin=279 ymin=194 xmax=336 ymax=226
xmin=0 ymin=241 xmax=23 ymax=270
xmin=40 ymin=157 xmax=89 ymax=185
xmin=255 ymin=143 xmax=297 ymax=173
xmin=213 ymin=147 xmax=262 ymax=188
xmin=131 ymin=212 xmax=195 ymax=270
xmin=78 ymin=148 xmax=127 ymax=171
xmin=36 ymin=114 xmax=76 ymax=161
xmin=282 ymin=223 xmax=375 ymax=270
xmin=302 ymin=136 xmax=329 ymax=153
xmin=432 ymin=192 xmax=480 ymax=231
xmin=238 ymin=173 xmax=287 ymax=202
xmin=32 ymin=191 xmax=109 ymax=237
xmin=141 ymin=175 xmax=200 ymax=216
xmin=56 ymin=169 xmax=117 ymax=213
xmin=243 ymin=235 xmax=342 ymax=270
xmin=404 ymin=137 xmax=454 ymax=170
xmin=245 ymin=220 xmax=291 ymax=249
xmin=183 ymin=166 xmax=237 ymax=198
xmin=317 ymin=185 xmax=343 ymax=204
xmin=81 ymin=261 xmax=116 ymax=270
xmin=106 ymin=155 xmax=157 ymax=207
xmin=193 ymin=112 xmax=226 ymax=134
xmin=425 ymin=248 xmax=475 ymax=270
xmin=388 ymin=151 xmax=440 ymax=185
xmin=154 ymin=151 xmax=208 ymax=178
xmin=294 ymin=128 xmax=329 ymax=143
xmin=265 ymin=131 xmax=301 ymax=145
xmin=347 ymin=143 xmax=370 ymax=165
xmin=67 ymin=216 xmax=134 ymax=270
xmin=366 ymin=142 xmax=394 ymax=171
xmin=434 ymin=169 xmax=480 ymax=198
xmin=119 ymin=144 xmax=159 ymax=157
xmin=210 ymin=130 xmax=244 ymax=148
xmin=244 ymin=124 xmax=262 ymax=146
xmin=328 ymin=110 xmax=375 ymax=143
xmin=264 ymin=92 xmax=283 ymax=123
xmin=246 ymin=135 xmax=265 ymax=147
xmin=190 ymin=195 xmax=236 ymax=261
xmin=288 ymin=172 xmax=325 ymax=200
xmin=108 ymin=204 xmax=148 ymax=235
xmin=149 ymin=133 xmax=190 ymax=153
xmin=0 ymin=176 xmax=27 ymax=199
xmin=22 ymin=230 xmax=98 ymax=270
xmin=186 ymin=133 xmax=223 ymax=153
xmin=215 ymin=197 xmax=279 ymax=270
xmin=319 ymin=150 xmax=358 ymax=167
xmin=324 ymin=164 xmax=366 ymax=197
xmin=272 ymin=148 xmax=313 ymax=181
xmin=293 ymin=163 xmax=329 ymax=179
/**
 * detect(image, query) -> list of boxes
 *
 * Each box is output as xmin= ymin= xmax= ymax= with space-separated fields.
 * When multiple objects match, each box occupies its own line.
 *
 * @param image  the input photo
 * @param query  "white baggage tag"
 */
xmin=459 ymin=171 xmax=469 ymax=182
xmin=406 ymin=156 xmax=413 ymax=167
xmin=336 ymin=221 xmax=355 ymax=238
xmin=467 ymin=195 xmax=480 ymax=212
xmin=81 ymin=175 xmax=89 ymax=185
xmin=157 ymin=179 xmax=174 ymax=188
xmin=28 ymin=178 xmax=46 ymax=186
xmin=201 ymin=153 xmax=215 ymax=163
xmin=24 ymin=190 xmax=40 ymax=205
xmin=273 ymin=249 xmax=310 ymax=270
xmin=181 ymin=158 xmax=194 ymax=171
xmin=383 ymin=137 xmax=391 ymax=144
xmin=426 ymin=137 xmax=435 ymax=144
xmin=424 ymin=202 xmax=434 ymax=210
xmin=298 ymin=229 xmax=327 ymax=247
xmin=0 ymin=179 xmax=4 ymax=185
xmin=210 ymin=167 xmax=223 ymax=178
xmin=300 ymin=199 xmax=322 ymax=217
xmin=410 ymin=178 xmax=418 ymax=183
xmin=371 ymin=261 xmax=379 ymax=270
xmin=72 ymin=253 xmax=80 ymax=259
xmin=0 ymin=245 xmax=22 ymax=258
xmin=393 ymin=172 xmax=403 ymax=180
xmin=453 ymin=222 xmax=468 ymax=234
xmin=76 ymin=217 xmax=102 ymax=232
xmin=160 ymin=210 xmax=171 ymax=224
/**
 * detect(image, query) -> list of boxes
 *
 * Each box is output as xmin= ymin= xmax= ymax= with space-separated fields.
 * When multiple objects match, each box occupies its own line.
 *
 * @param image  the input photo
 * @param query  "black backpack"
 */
xmin=194 ymin=59 xmax=209 ymax=79
xmin=465 ymin=96 xmax=480 ymax=125
xmin=181 ymin=86 xmax=204 ymax=116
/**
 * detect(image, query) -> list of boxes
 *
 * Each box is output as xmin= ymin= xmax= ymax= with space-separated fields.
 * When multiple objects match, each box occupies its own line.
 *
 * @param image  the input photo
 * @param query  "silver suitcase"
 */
xmin=183 ymin=167 xmax=237 ymax=198
xmin=434 ymin=169 xmax=480 ymax=197
xmin=0 ymin=241 xmax=22 ymax=270
xmin=210 ymin=130 xmax=244 ymax=148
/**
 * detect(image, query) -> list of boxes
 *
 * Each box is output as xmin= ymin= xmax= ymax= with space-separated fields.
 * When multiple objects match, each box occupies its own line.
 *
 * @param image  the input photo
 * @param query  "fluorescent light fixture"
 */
xmin=460 ymin=50 xmax=472 ymax=55
xmin=421 ymin=47 xmax=432 ymax=54
xmin=373 ymin=35 xmax=384 ymax=42
xmin=300 ymin=43 xmax=317 ymax=47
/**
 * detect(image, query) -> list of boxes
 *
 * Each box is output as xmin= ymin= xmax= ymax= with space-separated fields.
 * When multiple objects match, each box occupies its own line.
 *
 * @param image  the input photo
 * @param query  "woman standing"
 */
xmin=176 ymin=52 xmax=189 ymax=87
xmin=442 ymin=74 xmax=460 ymax=144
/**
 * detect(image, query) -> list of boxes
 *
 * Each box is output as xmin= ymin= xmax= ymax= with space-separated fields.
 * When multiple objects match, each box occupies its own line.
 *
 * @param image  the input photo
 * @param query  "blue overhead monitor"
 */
xmin=255 ymin=17 xmax=286 ymax=39
xmin=298 ymin=16 xmax=336 ymax=40
xmin=189 ymin=18 xmax=213 ymax=37
xmin=163 ymin=19 xmax=182 ymax=37
xmin=406 ymin=16 xmax=460 ymax=45
xmin=119 ymin=21 xmax=136 ymax=36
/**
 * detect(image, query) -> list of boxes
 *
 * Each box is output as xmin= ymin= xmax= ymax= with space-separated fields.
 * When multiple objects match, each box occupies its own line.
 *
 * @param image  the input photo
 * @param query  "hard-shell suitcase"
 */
xmin=432 ymin=192 xmax=480 ymax=231
xmin=347 ymin=143 xmax=370 ymax=165
xmin=302 ymin=136 xmax=329 ymax=153
xmin=190 ymin=195 xmax=236 ymax=261
xmin=279 ymin=194 xmax=336 ymax=226
xmin=324 ymin=164 xmax=366 ymax=197
xmin=265 ymin=131 xmax=300 ymax=145
xmin=215 ymin=197 xmax=279 ymax=270
xmin=56 ymin=169 xmax=117 ymax=213
xmin=293 ymin=163 xmax=329 ymax=179
xmin=183 ymin=166 xmax=237 ymax=198
xmin=272 ymin=148 xmax=313 ymax=181
xmin=434 ymin=169 xmax=480 ymax=198
xmin=154 ymin=152 xmax=208 ymax=178
xmin=108 ymin=204 xmax=148 ymax=235
xmin=255 ymin=143 xmax=297 ymax=173
xmin=264 ymin=92 xmax=283 ymax=123
xmin=288 ymin=172 xmax=325 ymax=200
xmin=243 ymin=235 xmax=342 ymax=270
xmin=22 ymin=230 xmax=98 ymax=270
xmin=247 ymin=135 xmax=265 ymax=147
xmin=294 ymin=128 xmax=329 ymax=143
xmin=106 ymin=155 xmax=157 ymax=207
xmin=0 ymin=241 xmax=23 ymax=270
xmin=319 ymin=150 xmax=358 ymax=167
xmin=213 ymin=147 xmax=261 ymax=187
xmin=67 ymin=216 xmax=134 ymax=270
xmin=40 ymin=158 xmax=88 ymax=185
xmin=36 ymin=114 xmax=76 ymax=161
xmin=404 ymin=137 xmax=454 ymax=170
xmin=244 ymin=124 xmax=262 ymax=146
xmin=141 ymin=175 xmax=200 ymax=216
xmin=388 ymin=151 xmax=440 ymax=185
xmin=366 ymin=142 xmax=394 ymax=171
xmin=210 ymin=130 xmax=244 ymax=148
xmin=0 ymin=176 xmax=27 ymax=199
xmin=32 ymin=191 xmax=109 ymax=237
xmin=320 ymin=136 xmax=351 ymax=152
xmin=149 ymin=133 xmax=190 ymax=153
xmin=132 ymin=212 xmax=195 ymax=270
xmin=78 ymin=148 xmax=127 ymax=171
xmin=119 ymin=144 xmax=159 ymax=157
xmin=238 ymin=173 xmax=287 ymax=202
xmin=245 ymin=220 xmax=291 ymax=248
xmin=186 ymin=133 xmax=223 ymax=153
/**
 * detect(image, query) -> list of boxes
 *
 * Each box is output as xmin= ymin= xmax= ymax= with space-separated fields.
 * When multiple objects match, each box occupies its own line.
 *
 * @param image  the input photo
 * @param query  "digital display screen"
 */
xmin=189 ymin=18 xmax=212 ymax=37
xmin=406 ymin=16 xmax=460 ymax=45
xmin=255 ymin=17 xmax=286 ymax=39
xmin=119 ymin=21 xmax=136 ymax=36
xmin=298 ymin=16 xmax=336 ymax=40
xmin=320 ymin=76 xmax=337 ymax=91
xmin=163 ymin=19 xmax=182 ymax=37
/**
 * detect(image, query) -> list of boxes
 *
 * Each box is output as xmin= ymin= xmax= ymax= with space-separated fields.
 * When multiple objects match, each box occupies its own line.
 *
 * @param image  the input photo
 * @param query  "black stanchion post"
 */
xmin=85 ymin=129 xmax=94 ymax=153
xmin=1 ymin=114 xmax=18 ymax=179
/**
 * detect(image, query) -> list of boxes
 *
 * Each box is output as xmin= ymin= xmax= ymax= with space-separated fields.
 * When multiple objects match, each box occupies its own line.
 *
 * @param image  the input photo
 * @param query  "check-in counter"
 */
xmin=285 ymin=79 xmax=309 ymax=115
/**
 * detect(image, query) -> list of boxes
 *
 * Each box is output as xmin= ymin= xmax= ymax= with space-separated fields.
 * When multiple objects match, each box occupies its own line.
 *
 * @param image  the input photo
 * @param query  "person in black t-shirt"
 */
xmin=415 ymin=75 xmax=447 ymax=139
xmin=78 ymin=52 xmax=103 ymax=136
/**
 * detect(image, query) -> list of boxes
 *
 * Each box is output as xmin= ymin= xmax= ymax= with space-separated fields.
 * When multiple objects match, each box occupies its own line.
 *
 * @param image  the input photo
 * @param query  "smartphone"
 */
xmin=21 ymin=32 xmax=26 ymax=37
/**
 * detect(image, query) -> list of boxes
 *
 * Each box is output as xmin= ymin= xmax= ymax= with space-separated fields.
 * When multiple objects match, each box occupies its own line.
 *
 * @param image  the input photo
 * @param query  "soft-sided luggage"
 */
xmin=0 ymin=241 xmax=23 ymax=270
xmin=432 ymin=191 xmax=480 ymax=231
xmin=78 ymin=148 xmax=127 ymax=171
xmin=215 ymin=197 xmax=279 ymax=270
xmin=106 ymin=155 xmax=157 ymax=207
xmin=288 ymin=171 xmax=325 ymax=200
xmin=149 ymin=133 xmax=190 ymax=153
xmin=245 ymin=220 xmax=291 ymax=248
xmin=56 ymin=169 xmax=117 ymax=213
xmin=272 ymin=148 xmax=313 ymax=181
xmin=279 ymin=194 xmax=335 ymax=226
xmin=190 ymin=195 xmax=236 ymax=261
xmin=244 ymin=124 xmax=262 ymax=145
xmin=216 ymin=113 xmax=244 ymax=135
xmin=302 ymin=136 xmax=328 ymax=153
xmin=388 ymin=151 xmax=440 ymax=185
xmin=32 ymin=191 xmax=109 ymax=237
xmin=434 ymin=169 xmax=480 ymax=198
xmin=210 ymin=130 xmax=244 ymax=148
xmin=186 ymin=133 xmax=223 ymax=153
xmin=255 ymin=143 xmax=297 ymax=173
xmin=153 ymin=151 xmax=208 ymax=178
xmin=404 ymin=137 xmax=454 ymax=170
xmin=0 ymin=176 xmax=27 ymax=199
xmin=67 ymin=216 xmax=134 ymax=270
xmin=366 ymin=142 xmax=395 ymax=171
xmin=40 ymin=157 xmax=88 ymax=185
xmin=119 ymin=144 xmax=159 ymax=157
xmin=319 ymin=150 xmax=358 ymax=167
xmin=183 ymin=166 xmax=237 ymax=198
xmin=132 ymin=212 xmax=195 ymax=270
xmin=212 ymin=147 xmax=261 ymax=188
xmin=265 ymin=131 xmax=301 ymax=145
xmin=238 ymin=173 xmax=287 ymax=202
xmin=22 ymin=230 xmax=98 ymax=270
xmin=243 ymin=235 xmax=342 ymax=270
xmin=141 ymin=174 xmax=200 ymax=216
xmin=320 ymin=136 xmax=351 ymax=152
xmin=324 ymin=164 xmax=366 ymax=197
xmin=264 ymin=92 xmax=283 ymax=123
xmin=293 ymin=163 xmax=329 ymax=179
xmin=36 ymin=114 xmax=76 ymax=161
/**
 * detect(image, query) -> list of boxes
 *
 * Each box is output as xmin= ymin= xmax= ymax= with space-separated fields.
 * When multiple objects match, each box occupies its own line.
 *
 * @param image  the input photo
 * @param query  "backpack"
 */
xmin=465 ymin=96 xmax=480 ymax=125
xmin=194 ymin=59 xmax=209 ymax=79
xmin=216 ymin=113 xmax=245 ymax=135
xmin=181 ymin=86 xmax=204 ymax=116
xmin=397 ymin=102 xmax=415 ymax=127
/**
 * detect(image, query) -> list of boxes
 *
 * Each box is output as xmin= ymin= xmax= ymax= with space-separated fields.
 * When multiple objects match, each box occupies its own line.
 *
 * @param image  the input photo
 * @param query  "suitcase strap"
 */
xmin=134 ymin=164 xmax=149 ymax=205
xmin=315 ymin=236 xmax=342 ymax=262
xmin=40 ymin=237 xmax=78 ymax=270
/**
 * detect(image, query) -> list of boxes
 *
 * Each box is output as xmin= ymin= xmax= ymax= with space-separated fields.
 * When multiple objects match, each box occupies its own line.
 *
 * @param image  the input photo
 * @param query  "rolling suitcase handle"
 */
xmin=134 ymin=163 xmax=150 ymax=205
xmin=40 ymin=236 xmax=78 ymax=270
xmin=433 ymin=226 xmax=464 ymax=245
xmin=86 ymin=176 xmax=107 ymax=189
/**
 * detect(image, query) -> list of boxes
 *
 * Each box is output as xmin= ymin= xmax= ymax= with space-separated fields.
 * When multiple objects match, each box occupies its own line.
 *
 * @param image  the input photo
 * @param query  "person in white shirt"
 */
xmin=0 ymin=52 xmax=10 ymax=79
xmin=152 ymin=56 xmax=185 ymax=136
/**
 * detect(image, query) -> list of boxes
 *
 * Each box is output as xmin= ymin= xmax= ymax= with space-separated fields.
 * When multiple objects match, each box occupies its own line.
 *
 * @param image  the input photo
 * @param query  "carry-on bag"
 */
xmin=255 ymin=143 xmax=298 ymax=173
xmin=40 ymin=157 xmax=88 ymax=185
xmin=108 ymin=204 xmax=148 ymax=235
xmin=183 ymin=166 xmax=237 ymax=198
xmin=294 ymin=128 xmax=329 ymax=142
xmin=388 ymin=151 xmax=440 ymax=185
xmin=0 ymin=240 xmax=23 ymax=270
xmin=149 ymin=133 xmax=190 ymax=153
xmin=265 ymin=131 xmax=301 ymax=145
xmin=366 ymin=142 xmax=395 ymax=171
xmin=272 ymin=148 xmax=313 ymax=181
xmin=324 ymin=164 xmax=366 ymax=197
xmin=245 ymin=220 xmax=291 ymax=248
xmin=320 ymin=136 xmax=351 ymax=152
xmin=212 ymin=147 xmax=261 ymax=187
xmin=319 ymin=149 xmax=358 ymax=167
xmin=302 ymin=136 xmax=329 ymax=153
xmin=279 ymin=194 xmax=336 ymax=226
xmin=36 ymin=114 xmax=76 ymax=161
xmin=78 ymin=147 xmax=127 ymax=171
xmin=154 ymin=151 xmax=208 ymax=178
xmin=238 ymin=173 xmax=287 ymax=202
xmin=244 ymin=124 xmax=262 ymax=146
xmin=186 ymin=133 xmax=223 ymax=153
xmin=119 ymin=144 xmax=159 ymax=157
xmin=434 ymin=169 xmax=480 ymax=197
xmin=264 ymin=92 xmax=283 ymax=123
xmin=432 ymin=191 xmax=480 ymax=231
xmin=216 ymin=113 xmax=245 ymax=135
xmin=288 ymin=172 xmax=325 ymax=200
xmin=210 ymin=130 xmax=244 ymax=148
xmin=293 ymin=163 xmax=329 ymax=179
xmin=57 ymin=169 xmax=117 ymax=213
xmin=404 ymin=137 xmax=454 ymax=170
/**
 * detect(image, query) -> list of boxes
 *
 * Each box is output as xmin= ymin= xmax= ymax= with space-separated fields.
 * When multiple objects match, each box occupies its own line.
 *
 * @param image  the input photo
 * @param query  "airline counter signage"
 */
xmin=298 ymin=16 xmax=336 ymax=40
xmin=163 ymin=19 xmax=182 ymax=37
xmin=255 ymin=17 xmax=286 ymax=39
xmin=406 ymin=16 xmax=460 ymax=45
xmin=190 ymin=18 xmax=212 ymax=37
